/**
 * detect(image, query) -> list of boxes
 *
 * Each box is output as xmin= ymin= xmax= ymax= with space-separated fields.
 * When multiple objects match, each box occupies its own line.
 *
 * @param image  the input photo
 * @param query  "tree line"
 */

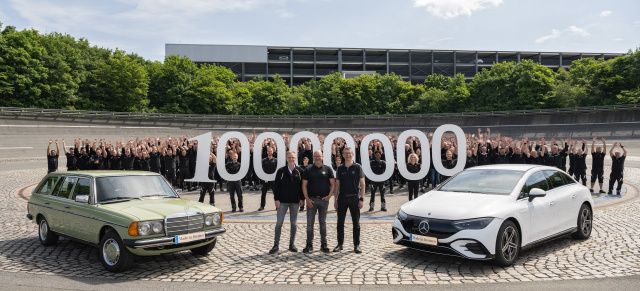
xmin=1 ymin=23 xmax=639 ymax=115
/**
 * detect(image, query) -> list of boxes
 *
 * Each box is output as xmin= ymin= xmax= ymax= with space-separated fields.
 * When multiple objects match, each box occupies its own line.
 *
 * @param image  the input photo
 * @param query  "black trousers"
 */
xmin=261 ymin=181 xmax=273 ymax=208
xmin=574 ymin=170 xmax=587 ymax=186
xmin=370 ymin=182 xmax=386 ymax=204
xmin=408 ymin=180 xmax=420 ymax=200
xmin=591 ymin=169 xmax=604 ymax=183
xmin=199 ymin=182 xmax=215 ymax=205
xmin=609 ymin=172 xmax=623 ymax=192
xmin=337 ymin=195 xmax=360 ymax=246
xmin=228 ymin=181 xmax=243 ymax=209
xmin=165 ymin=168 xmax=176 ymax=186
xmin=179 ymin=168 xmax=191 ymax=189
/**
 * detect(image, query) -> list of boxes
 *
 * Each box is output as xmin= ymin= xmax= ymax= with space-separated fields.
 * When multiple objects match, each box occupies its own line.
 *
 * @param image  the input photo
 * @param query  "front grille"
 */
xmin=399 ymin=240 xmax=460 ymax=257
xmin=400 ymin=215 xmax=459 ymax=239
xmin=165 ymin=211 xmax=204 ymax=237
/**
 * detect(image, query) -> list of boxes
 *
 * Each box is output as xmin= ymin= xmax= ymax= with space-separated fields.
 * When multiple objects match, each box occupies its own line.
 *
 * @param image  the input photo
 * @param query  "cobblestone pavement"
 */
xmin=2 ymin=167 xmax=640 ymax=286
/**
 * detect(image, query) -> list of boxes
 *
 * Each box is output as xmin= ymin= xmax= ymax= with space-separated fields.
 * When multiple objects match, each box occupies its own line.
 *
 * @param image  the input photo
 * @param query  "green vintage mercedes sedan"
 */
xmin=26 ymin=171 xmax=225 ymax=272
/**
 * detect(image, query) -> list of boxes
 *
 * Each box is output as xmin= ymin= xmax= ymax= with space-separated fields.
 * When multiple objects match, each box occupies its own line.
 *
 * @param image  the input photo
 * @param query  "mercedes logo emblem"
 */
xmin=418 ymin=221 xmax=430 ymax=235
xmin=184 ymin=206 xmax=189 ymax=212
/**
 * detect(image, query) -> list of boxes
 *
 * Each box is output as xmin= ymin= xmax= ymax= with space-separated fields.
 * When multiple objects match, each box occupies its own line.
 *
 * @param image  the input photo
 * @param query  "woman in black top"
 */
xmin=406 ymin=153 xmax=421 ymax=201
xmin=441 ymin=150 xmax=457 ymax=182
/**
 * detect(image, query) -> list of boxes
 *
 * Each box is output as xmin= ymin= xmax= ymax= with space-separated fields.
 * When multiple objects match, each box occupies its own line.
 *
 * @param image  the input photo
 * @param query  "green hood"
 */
xmin=99 ymin=198 xmax=220 ymax=221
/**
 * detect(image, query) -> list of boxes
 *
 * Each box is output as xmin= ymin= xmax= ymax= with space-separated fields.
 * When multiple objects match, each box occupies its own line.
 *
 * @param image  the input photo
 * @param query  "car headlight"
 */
xmin=137 ymin=220 xmax=164 ymax=236
xmin=212 ymin=213 xmax=222 ymax=226
xmin=452 ymin=217 xmax=495 ymax=230
xmin=205 ymin=213 xmax=222 ymax=226
xmin=204 ymin=215 xmax=214 ymax=226
xmin=396 ymin=209 xmax=407 ymax=221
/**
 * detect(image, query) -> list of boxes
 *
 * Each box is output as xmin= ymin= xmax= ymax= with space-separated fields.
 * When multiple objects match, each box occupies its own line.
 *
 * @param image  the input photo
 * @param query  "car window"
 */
xmin=544 ymin=170 xmax=565 ymax=189
xmin=559 ymin=172 xmax=576 ymax=185
xmin=438 ymin=169 xmax=524 ymax=195
xmin=35 ymin=176 xmax=60 ymax=195
xmin=96 ymin=175 xmax=176 ymax=203
xmin=72 ymin=178 xmax=91 ymax=200
xmin=521 ymin=171 xmax=549 ymax=196
xmin=56 ymin=177 xmax=78 ymax=199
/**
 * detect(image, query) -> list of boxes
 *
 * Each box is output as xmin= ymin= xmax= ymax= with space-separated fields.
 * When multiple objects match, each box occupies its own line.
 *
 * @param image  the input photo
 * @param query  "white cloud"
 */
xmin=276 ymin=9 xmax=294 ymax=18
xmin=535 ymin=25 xmax=590 ymax=44
xmin=600 ymin=10 xmax=612 ymax=17
xmin=413 ymin=0 xmax=503 ymax=19
xmin=634 ymin=21 xmax=640 ymax=28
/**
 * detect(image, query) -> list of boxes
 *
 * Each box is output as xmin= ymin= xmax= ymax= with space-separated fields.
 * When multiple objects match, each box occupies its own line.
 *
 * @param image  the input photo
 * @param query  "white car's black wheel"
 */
xmin=572 ymin=204 xmax=592 ymax=239
xmin=38 ymin=217 xmax=59 ymax=246
xmin=190 ymin=238 xmax=217 ymax=256
xmin=99 ymin=231 xmax=133 ymax=272
xmin=493 ymin=220 xmax=520 ymax=267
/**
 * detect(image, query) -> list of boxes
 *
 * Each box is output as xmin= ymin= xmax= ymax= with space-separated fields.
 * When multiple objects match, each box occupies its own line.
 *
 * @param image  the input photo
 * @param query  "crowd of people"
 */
xmin=45 ymin=128 xmax=628 ymax=254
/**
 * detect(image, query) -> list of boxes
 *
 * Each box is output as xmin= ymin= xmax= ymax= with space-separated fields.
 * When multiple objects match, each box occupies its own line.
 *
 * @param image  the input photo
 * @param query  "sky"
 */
xmin=0 ymin=0 xmax=638 ymax=62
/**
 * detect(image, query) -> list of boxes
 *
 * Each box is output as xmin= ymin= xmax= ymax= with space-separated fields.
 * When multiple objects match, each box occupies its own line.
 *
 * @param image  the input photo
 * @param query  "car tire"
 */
xmin=190 ymin=238 xmax=217 ymax=256
xmin=99 ymin=231 xmax=133 ymax=272
xmin=38 ymin=216 xmax=59 ymax=246
xmin=493 ymin=220 xmax=520 ymax=267
xmin=572 ymin=204 xmax=592 ymax=240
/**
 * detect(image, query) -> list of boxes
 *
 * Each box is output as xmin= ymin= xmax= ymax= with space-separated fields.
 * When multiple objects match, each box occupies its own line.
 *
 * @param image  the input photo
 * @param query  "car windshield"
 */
xmin=96 ymin=175 xmax=177 ymax=203
xmin=439 ymin=169 xmax=524 ymax=195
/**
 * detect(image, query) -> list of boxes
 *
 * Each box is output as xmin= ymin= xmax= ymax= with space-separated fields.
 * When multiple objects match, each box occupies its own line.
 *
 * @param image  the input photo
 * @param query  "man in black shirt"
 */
xmin=163 ymin=146 xmax=178 ymax=186
xmin=178 ymin=147 xmax=191 ymax=191
xmin=121 ymin=148 xmax=135 ymax=170
xmin=259 ymin=147 xmax=278 ymax=211
xmin=333 ymin=147 xmax=365 ymax=254
xmin=46 ymin=139 xmax=59 ymax=174
xmin=149 ymin=146 xmax=161 ymax=173
xmin=608 ymin=142 xmax=627 ymax=195
xmin=369 ymin=151 xmax=387 ymax=212
xmin=199 ymin=154 xmax=216 ymax=206
xmin=590 ymin=137 xmax=607 ymax=193
xmin=269 ymin=151 xmax=304 ymax=254
xmin=302 ymin=150 xmax=335 ymax=253
xmin=226 ymin=151 xmax=244 ymax=212
xmin=572 ymin=140 xmax=588 ymax=186
xmin=62 ymin=139 xmax=77 ymax=171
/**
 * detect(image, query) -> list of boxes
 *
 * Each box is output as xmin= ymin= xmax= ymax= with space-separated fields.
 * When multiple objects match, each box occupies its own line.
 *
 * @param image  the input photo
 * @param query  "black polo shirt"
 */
xmin=591 ymin=152 xmax=605 ymax=170
xmin=303 ymin=164 xmax=334 ymax=197
xmin=370 ymin=159 xmax=386 ymax=175
xmin=611 ymin=156 xmax=625 ymax=173
xmin=262 ymin=157 xmax=277 ymax=175
xmin=336 ymin=163 xmax=365 ymax=195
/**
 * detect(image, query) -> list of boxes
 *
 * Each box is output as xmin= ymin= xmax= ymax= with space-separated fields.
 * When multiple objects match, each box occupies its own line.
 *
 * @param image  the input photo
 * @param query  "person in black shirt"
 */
xmin=89 ymin=148 xmax=106 ymax=170
xmin=590 ymin=137 xmax=607 ymax=193
xmin=464 ymin=142 xmax=478 ymax=169
xmin=226 ymin=151 xmax=244 ymax=212
xmin=406 ymin=153 xmax=421 ymax=201
xmin=369 ymin=151 xmax=387 ymax=212
xmin=46 ymin=139 xmax=60 ymax=174
xmin=62 ymin=139 xmax=77 ymax=171
xmin=302 ymin=150 xmax=335 ymax=253
xmin=107 ymin=148 xmax=120 ymax=170
xmin=199 ymin=153 xmax=216 ymax=206
xmin=608 ymin=142 xmax=627 ymax=195
xmin=269 ymin=151 xmax=304 ymax=254
xmin=477 ymin=145 xmax=491 ymax=166
xmin=162 ymin=146 xmax=178 ymax=187
xmin=333 ymin=147 xmax=365 ymax=254
xmin=140 ymin=151 xmax=151 ymax=171
xmin=299 ymin=156 xmax=310 ymax=212
xmin=509 ymin=142 xmax=526 ymax=164
xmin=178 ymin=147 xmax=192 ymax=191
xmin=259 ymin=147 xmax=278 ymax=211
xmin=440 ymin=150 xmax=457 ymax=182
xmin=149 ymin=146 xmax=161 ymax=173
xmin=76 ymin=147 xmax=90 ymax=171
xmin=121 ymin=148 xmax=135 ymax=170
xmin=572 ymin=140 xmax=588 ymax=186
xmin=524 ymin=143 xmax=543 ymax=165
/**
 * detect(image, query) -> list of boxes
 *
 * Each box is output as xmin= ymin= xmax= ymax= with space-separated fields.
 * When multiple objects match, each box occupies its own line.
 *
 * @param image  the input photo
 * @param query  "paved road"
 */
xmin=1 ymin=164 xmax=640 ymax=289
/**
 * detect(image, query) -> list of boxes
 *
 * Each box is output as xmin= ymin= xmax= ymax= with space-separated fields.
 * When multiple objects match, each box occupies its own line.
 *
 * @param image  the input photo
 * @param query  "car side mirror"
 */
xmin=75 ymin=195 xmax=89 ymax=203
xmin=528 ymin=188 xmax=546 ymax=201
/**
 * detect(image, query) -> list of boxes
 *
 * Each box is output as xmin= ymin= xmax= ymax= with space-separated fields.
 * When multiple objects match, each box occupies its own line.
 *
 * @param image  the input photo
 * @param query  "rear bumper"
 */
xmin=123 ymin=227 xmax=226 ymax=249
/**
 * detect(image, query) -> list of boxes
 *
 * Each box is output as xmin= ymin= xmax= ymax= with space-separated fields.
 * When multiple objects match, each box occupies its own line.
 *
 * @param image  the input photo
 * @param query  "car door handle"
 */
xmin=44 ymin=202 xmax=50 ymax=205
xmin=64 ymin=206 xmax=70 ymax=209
xmin=572 ymin=194 xmax=577 ymax=198
xmin=550 ymin=201 xmax=555 ymax=206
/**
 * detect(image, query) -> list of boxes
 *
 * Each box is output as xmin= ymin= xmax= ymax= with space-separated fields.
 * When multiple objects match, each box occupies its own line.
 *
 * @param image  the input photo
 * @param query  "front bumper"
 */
xmin=123 ymin=227 xmax=226 ymax=249
xmin=392 ymin=217 xmax=500 ymax=260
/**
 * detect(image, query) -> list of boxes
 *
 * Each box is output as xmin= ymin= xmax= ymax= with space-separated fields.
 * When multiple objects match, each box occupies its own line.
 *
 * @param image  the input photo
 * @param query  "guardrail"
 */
xmin=0 ymin=104 xmax=638 ymax=121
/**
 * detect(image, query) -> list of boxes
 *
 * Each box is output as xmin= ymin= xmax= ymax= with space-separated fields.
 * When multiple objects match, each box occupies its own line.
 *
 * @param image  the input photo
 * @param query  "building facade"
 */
xmin=166 ymin=44 xmax=624 ymax=87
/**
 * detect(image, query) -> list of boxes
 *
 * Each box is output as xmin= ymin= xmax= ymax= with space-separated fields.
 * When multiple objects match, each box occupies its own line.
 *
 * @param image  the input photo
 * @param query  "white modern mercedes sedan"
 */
xmin=392 ymin=165 xmax=594 ymax=266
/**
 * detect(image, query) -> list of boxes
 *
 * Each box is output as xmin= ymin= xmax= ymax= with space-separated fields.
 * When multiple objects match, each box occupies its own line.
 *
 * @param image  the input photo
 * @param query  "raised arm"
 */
xmin=609 ymin=142 xmax=616 ymax=157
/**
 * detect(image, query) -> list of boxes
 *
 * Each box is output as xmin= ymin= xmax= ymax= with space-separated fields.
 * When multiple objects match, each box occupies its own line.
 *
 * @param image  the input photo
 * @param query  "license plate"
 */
xmin=410 ymin=234 xmax=438 ymax=246
xmin=174 ymin=231 xmax=205 ymax=244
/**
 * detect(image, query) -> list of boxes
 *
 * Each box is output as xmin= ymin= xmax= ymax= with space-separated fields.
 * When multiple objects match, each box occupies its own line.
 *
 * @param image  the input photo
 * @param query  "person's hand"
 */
xmin=62 ymin=139 xmax=65 ymax=143
xmin=358 ymin=200 xmax=363 ymax=209
xmin=55 ymin=139 xmax=58 ymax=144
xmin=49 ymin=139 xmax=52 ymax=144
xmin=275 ymin=200 xmax=280 ymax=209
xmin=601 ymin=137 xmax=606 ymax=142
xmin=299 ymin=200 xmax=304 ymax=208
xmin=593 ymin=137 xmax=597 ymax=142
xmin=322 ymin=196 xmax=331 ymax=202
xmin=306 ymin=198 xmax=313 ymax=208
xmin=613 ymin=142 xmax=618 ymax=147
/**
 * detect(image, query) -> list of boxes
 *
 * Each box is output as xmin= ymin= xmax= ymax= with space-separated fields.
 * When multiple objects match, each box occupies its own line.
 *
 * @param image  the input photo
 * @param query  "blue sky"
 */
xmin=1 ymin=0 xmax=638 ymax=61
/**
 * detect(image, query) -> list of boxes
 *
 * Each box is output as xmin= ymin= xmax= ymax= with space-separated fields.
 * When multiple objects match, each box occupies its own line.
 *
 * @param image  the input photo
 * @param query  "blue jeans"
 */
xmin=274 ymin=202 xmax=299 ymax=246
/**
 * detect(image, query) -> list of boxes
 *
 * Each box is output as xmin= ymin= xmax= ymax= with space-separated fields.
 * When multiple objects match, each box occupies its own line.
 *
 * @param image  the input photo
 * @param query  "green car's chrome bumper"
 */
xmin=123 ymin=227 xmax=226 ymax=249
